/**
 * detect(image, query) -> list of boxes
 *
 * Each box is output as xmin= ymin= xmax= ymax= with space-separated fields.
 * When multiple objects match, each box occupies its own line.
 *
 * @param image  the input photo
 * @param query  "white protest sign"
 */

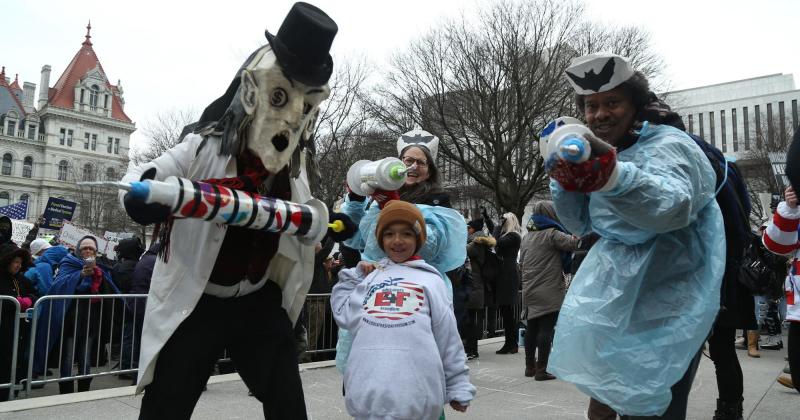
xmin=11 ymin=220 xmax=34 ymax=245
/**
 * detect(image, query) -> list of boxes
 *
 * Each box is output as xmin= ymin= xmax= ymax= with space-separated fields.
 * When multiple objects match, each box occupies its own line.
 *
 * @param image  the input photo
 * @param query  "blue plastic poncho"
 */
xmin=334 ymin=198 xmax=467 ymax=372
xmin=547 ymin=123 xmax=725 ymax=416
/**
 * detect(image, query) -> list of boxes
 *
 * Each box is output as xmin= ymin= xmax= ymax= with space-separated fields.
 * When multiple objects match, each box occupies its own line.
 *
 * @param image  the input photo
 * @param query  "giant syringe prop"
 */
xmin=83 ymin=177 xmax=341 ymax=245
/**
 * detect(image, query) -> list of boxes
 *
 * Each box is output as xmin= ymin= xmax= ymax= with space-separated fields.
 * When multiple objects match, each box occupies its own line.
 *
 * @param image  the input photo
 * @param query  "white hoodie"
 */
xmin=331 ymin=258 xmax=476 ymax=420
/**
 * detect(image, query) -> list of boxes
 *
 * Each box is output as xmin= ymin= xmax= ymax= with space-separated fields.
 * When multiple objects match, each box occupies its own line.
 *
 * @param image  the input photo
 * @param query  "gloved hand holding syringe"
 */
xmin=82 ymin=176 xmax=356 ymax=244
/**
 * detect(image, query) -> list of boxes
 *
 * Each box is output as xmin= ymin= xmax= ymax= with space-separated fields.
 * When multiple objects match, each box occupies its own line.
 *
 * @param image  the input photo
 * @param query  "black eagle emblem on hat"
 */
xmin=566 ymin=58 xmax=616 ymax=92
xmin=401 ymin=133 xmax=435 ymax=144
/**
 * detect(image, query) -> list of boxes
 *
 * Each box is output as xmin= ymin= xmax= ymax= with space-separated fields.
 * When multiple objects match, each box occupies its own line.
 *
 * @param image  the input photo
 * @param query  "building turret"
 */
xmin=38 ymin=65 xmax=51 ymax=108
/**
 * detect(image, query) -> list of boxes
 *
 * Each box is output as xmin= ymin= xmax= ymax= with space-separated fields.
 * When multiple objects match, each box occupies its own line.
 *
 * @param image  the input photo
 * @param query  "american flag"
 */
xmin=0 ymin=200 xmax=28 ymax=220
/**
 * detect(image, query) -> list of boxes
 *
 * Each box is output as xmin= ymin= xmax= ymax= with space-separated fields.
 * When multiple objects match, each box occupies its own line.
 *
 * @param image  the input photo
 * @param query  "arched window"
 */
xmin=105 ymin=167 xmax=116 ymax=181
xmin=19 ymin=193 xmax=29 ymax=218
xmin=1 ymin=153 xmax=11 ymax=175
xmin=0 ymin=191 xmax=9 ymax=207
xmin=82 ymin=163 xmax=94 ymax=181
xmin=89 ymin=85 xmax=99 ymax=109
xmin=22 ymin=156 xmax=33 ymax=178
xmin=58 ymin=160 xmax=68 ymax=181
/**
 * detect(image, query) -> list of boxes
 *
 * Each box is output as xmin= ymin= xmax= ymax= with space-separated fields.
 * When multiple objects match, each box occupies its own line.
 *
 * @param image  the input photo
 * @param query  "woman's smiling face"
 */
xmin=400 ymin=146 xmax=430 ymax=186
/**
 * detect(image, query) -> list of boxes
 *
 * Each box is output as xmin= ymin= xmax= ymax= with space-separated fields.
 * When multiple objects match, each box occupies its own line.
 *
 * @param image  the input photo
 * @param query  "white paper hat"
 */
xmin=564 ymin=53 xmax=634 ymax=95
xmin=397 ymin=129 xmax=439 ymax=160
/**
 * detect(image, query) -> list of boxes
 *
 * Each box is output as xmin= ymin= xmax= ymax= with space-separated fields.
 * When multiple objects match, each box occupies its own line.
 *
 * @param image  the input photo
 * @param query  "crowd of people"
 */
xmin=0 ymin=215 xmax=156 ymax=399
xmin=3 ymin=3 xmax=800 ymax=419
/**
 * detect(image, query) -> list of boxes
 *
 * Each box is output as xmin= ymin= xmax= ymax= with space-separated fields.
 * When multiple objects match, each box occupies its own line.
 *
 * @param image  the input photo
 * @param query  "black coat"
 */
xmin=493 ymin=232 xmax=521 ymax=307
xmin=111 ymin=259 xmax=139 ymax=294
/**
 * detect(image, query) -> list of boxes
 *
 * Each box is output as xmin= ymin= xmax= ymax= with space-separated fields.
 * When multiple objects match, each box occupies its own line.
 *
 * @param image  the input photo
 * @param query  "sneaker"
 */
xmin=783 ymin=365 xmax=791 ymax=374
xmin=776 ymin=375 xmax=794 ymax=389
xmin=761 ymin=335 xmax=783 ymax=350
xmin=467 ymin=353 xmax=479 ymax=360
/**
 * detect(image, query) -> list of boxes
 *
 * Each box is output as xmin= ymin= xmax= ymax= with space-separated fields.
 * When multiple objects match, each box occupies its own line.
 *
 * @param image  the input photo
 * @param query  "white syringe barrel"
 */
xmin=346 ymin=157 xmax=408 ymax=196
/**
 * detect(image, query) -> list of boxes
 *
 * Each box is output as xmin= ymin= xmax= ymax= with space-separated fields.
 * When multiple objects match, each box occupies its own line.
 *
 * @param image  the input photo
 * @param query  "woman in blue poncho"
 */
xmin=545 ymin=53 xmax=725 ymax=419
xmin=33 ymin=235 xmax=119 ymax=394
xmin=335 ymin=129 xmax=467 ymax=374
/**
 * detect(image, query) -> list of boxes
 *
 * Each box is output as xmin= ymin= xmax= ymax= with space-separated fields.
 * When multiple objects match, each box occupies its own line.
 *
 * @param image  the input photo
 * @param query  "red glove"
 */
xmin=372 ymin=189 xmax=400 ymax=209
xmin=16 ymin=296 xmax=33 ymax=311
xmin=548 ymin=148 xmax=619 ymax=193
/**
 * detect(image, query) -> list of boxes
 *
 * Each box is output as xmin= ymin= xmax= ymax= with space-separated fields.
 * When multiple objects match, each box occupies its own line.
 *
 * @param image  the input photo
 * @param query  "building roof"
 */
xmin=46 ymin=23 xmax=132 ymax=123
xmin=0 ymin=66 xmax=27 ymax=118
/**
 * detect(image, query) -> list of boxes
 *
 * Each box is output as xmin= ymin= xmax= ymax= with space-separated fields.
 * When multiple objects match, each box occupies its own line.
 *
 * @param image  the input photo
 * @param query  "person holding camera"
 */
xmin=32 ymin=235 xmax=119 ymax=394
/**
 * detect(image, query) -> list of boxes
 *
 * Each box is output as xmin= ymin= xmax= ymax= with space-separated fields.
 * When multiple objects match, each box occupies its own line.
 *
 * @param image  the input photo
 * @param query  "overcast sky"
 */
xmin=3 ymin=0 xmax=799 ymax=152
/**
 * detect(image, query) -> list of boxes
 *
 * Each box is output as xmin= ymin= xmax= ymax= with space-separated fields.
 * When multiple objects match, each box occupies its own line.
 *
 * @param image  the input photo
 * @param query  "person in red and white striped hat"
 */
xmin=761 ymin=184 xmax=800 ymax=393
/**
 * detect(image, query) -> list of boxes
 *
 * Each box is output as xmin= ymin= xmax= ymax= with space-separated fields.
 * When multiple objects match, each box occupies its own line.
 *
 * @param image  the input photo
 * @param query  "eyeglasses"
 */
xmin=402 ymin=156 xmax=428 ymax=168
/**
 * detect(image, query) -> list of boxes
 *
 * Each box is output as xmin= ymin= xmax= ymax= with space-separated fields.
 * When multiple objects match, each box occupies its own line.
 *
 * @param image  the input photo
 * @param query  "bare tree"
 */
xmin=740 ymin=112 xmax=795 ymax=221
xmin=307 ymin=57 xmax=400 ymax=208
xmin=69 ymin=157 xmax=136 ymax=233
xmin=133 ymin=108 xmax=198 ymax=164
xmin=363 ymin=0 xmax=663 ymax=218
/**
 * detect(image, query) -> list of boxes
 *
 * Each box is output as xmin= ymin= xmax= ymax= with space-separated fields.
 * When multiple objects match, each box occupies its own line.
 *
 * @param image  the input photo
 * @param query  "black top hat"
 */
xmin=265 ymin=2 xmax=338 ymax=86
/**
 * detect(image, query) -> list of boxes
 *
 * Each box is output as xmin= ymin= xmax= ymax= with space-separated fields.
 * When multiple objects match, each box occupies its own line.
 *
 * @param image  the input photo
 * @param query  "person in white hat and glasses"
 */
xmin=543 ymin=53 xmax=726 ymax=419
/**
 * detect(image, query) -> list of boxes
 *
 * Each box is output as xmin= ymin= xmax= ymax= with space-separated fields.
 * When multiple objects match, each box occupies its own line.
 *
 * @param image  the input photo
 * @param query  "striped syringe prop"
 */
xmin=85 ymin=177 xmax=332 ymax=245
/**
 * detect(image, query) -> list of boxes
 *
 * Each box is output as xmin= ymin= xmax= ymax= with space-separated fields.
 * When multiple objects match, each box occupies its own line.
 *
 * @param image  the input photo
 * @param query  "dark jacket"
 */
xmin=131 ymin=242 xmax=160 ymax=295
xmin=466 ymin=234 xmax=495 ymax=309
xmin=493 ymin=232 xmax=521 ymax=307
xmin=309 ymin=237 xmax=335 ymax=294
xmin=112 ymin=259 xmax=139 ymax=294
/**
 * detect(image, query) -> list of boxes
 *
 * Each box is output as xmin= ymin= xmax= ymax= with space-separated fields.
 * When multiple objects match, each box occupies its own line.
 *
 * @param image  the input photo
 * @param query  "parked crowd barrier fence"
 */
xmin=1 ymin=291 xmax=521 ymax=400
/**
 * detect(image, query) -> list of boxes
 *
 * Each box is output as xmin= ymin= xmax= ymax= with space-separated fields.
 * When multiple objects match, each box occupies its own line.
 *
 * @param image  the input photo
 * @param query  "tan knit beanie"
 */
xmin=376 ymin=200 xmax=427 ymax=252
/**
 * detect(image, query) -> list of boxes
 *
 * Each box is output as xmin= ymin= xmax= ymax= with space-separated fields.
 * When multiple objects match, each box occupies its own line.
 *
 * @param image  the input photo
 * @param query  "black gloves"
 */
xmin=123 ymin=168 xmax=171 ymax=226
xmin=327 ymin=212 xmax=357 ymax=242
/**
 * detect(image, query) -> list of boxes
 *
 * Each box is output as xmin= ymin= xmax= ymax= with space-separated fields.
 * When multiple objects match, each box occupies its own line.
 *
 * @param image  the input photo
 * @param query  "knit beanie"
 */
xmin=376 ymin=200 xmax=426 ymax=253
xmin=467 ymin=218 xmax=484 ymax=231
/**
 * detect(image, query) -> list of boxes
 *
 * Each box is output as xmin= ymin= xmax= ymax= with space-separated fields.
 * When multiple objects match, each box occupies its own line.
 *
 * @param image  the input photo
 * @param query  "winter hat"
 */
xmin=376 ymin=200 xmax=427 ymax=253
xmin=565 ymin=53 xmax=634 ymax=95
xmin=115 ymin=237 xmax=144 ymax=260
xmin=467 ymin=218 xmax=484 ymax=231
xmin=397 ymin=129 xmax=440 ymax=161
xmin=30 ymin=238 xmax=52 ymax=257
xmin=74 ymin=235 xmax=98 ymax=257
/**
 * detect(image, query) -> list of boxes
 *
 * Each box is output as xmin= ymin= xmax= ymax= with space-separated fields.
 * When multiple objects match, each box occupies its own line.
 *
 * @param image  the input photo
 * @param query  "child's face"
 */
xmin=381 ymin=222 xmax=417 ymax=263
xmin=7 ymin=257 xmax=22 ymax=275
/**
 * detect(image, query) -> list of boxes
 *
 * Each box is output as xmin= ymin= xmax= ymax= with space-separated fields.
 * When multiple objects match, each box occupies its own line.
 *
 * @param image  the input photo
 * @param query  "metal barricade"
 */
xmin=302 ymin=293 xmax=337 ymax=357
xmin=0 ymin=296 xmax=21 ymax=401
xmin=23 ymin=294 xmax=147 ymax=395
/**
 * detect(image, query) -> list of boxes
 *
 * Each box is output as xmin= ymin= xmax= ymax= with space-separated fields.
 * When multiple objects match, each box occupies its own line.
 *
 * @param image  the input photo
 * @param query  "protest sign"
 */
xmin=42 ymin=197 xmax=77 ymax=230
xmin=10 ymin=220 xmax=33 ymax=245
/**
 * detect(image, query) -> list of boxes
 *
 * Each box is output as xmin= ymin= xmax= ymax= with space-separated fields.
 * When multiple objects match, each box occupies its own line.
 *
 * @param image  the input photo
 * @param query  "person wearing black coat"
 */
xmin=0 ymin=244 xmax=35 ymax=401
xmin=119 ymin=241 xmax=159 ymax=382
xmin=707 ymin=224 xmax=759 ymax=420
xmin=485 ymin=211 xmax=523 ymax=354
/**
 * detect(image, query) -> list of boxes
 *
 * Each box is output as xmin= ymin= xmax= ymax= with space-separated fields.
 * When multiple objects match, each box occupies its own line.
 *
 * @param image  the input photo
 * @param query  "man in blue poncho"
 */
xmin=544 ymin=53 xmax=725 ymax=419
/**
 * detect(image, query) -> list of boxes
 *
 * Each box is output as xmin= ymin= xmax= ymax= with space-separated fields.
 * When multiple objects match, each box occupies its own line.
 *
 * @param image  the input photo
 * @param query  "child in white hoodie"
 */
xmin=331 ymin=200 xmax=475 ymax=420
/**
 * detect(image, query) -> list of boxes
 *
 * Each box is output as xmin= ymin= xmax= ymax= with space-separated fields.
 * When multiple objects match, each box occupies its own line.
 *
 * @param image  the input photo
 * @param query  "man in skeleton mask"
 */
xmin=119 ymin=3 xmax=342 ymax=418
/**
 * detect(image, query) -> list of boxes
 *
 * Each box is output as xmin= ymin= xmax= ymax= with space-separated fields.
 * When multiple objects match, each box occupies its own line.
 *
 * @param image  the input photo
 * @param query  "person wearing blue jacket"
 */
xmin=335 ymin=130 xmax=467 ymax=374
xmin=24 ymin=244 xmax=69 ymax=296
xmin=32 ymin=235 xmax=119 ymax=394
xmin=545 ymin=53 xmax=725 ymax=419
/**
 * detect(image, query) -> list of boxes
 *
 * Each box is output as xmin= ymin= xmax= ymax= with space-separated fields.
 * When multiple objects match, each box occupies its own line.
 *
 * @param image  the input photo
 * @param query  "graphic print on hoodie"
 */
xmin=331 ymin=258 xmax=475 ymax=420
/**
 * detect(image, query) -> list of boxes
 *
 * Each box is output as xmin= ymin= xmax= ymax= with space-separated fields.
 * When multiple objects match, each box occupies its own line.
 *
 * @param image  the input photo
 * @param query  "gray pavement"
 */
xmin=0 ymin=338 xmax=797 ymax=419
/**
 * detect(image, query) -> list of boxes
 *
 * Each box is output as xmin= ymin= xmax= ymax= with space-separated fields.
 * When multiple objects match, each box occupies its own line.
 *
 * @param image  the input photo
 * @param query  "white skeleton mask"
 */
xmin=240 ymin=49 xmax=330 ymax=173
